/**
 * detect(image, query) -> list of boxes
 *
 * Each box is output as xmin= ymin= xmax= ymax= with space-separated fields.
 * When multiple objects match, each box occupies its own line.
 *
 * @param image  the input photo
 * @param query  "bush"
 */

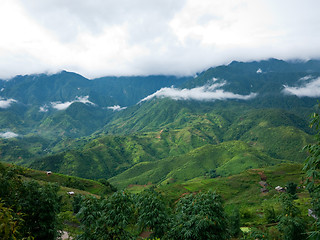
xmin=168 ymin=191 xmax=229 ymax=240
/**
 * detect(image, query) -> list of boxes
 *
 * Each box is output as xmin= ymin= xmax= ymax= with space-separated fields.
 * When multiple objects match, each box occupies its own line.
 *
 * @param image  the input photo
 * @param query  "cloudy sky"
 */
xmin=1 ymin=0 xmax=320 ymax=79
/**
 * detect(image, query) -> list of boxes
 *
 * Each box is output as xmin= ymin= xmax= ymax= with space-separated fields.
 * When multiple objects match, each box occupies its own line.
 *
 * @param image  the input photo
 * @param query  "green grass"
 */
xmin=157 ymin=162 xmax=310 ymax=226
xmin=109 ymin=141 xmax=282 ymax=189
xmin=2 ymin=162 xmax=110 ymax=196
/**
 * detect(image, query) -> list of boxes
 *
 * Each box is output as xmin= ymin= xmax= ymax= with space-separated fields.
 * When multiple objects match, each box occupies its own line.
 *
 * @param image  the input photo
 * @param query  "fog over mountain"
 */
xmin=0 ymin=0 xmax=320 ymax=78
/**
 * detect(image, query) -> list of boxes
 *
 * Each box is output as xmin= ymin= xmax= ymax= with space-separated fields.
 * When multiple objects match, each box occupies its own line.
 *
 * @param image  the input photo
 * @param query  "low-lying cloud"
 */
xmin=107 ymin=105 xmax=127 ymax=111
xmin=283 ymin=76 xmax=320 ymax=97
xmin=0 ymin=131 xmax=18 ymax=138
xmin=139 ymin=82 xmax=257 ymax=103
xmin=39 ymin=104 xmax=49 ymax=112
xmin=0 ymin=97 xmax=17 ymax=108
xmin=51 ymin=96 xmax=95 ymax=110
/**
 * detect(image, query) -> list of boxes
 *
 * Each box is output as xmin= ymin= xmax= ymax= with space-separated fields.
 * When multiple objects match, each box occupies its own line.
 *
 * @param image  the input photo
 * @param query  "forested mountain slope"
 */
xmin=1 ymin=59 xmax=319 ymax=188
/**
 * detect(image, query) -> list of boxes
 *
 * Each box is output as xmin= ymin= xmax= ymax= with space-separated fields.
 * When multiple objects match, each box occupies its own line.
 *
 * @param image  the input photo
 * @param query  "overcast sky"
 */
xmin=0 ymin=0 xmax=320 ymax=79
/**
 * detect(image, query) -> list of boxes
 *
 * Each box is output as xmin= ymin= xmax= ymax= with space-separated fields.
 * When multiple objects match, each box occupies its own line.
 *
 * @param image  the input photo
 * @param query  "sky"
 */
xmin=0 ymin=0 xmax=320 ymax=79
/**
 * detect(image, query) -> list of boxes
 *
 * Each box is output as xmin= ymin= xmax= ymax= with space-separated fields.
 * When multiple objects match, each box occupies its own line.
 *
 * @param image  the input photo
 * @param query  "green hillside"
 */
xmin=108 ymin=141 xmax=281 ymax=189
xmin=157 ymin=162 xmax=306 ymax=204
xmin=27 ymin=101 xmax=313 ymax=188
xmin=0 ymin=162 xmax=115 ymax=196
xmin=1 ymin=59 xmax=319 ymax=195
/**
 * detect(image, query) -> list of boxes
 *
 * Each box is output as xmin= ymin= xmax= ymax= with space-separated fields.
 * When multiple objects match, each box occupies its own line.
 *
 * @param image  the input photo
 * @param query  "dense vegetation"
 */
xmin=0 ymin=161 xmax=318 ymax=239
xmin=2 ymin=59 xmax=320 ymax=238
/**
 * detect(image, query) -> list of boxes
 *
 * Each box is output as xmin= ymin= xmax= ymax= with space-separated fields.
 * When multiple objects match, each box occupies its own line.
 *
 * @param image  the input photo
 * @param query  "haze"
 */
xmin=0 ymin=0 xmax=319 ymax=79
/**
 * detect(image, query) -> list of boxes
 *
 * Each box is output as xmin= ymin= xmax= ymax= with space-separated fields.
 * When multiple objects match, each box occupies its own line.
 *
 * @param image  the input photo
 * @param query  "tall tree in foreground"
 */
xmin=136 ymin=188 xmax=170 ymax=238
xmin=168 ymin=191 xmax=229 ymax=240
xmin=0 ymin=164 xmax=62 ymax=240
xmin=303 ymin=110 xmax=320 ymax=239
xmin=77 ymin=191 xmax=135 ymax=240
xmin=277 ymin=193 xmax=306 ymax=240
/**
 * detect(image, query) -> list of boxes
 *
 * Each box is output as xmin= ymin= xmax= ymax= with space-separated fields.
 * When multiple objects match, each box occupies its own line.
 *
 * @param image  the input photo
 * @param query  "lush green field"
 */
xmin=158 ymin=163 xmax=311 ymax=227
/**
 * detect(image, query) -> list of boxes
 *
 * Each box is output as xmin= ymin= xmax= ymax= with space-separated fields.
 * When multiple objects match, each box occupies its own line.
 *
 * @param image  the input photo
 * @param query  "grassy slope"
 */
xmin=157 ymin=162 xmax=310 ymax=226
xmin=2 ymin=162 xmax=110 ymax=196
xmin=108 ymin=141 xmax=282 ymax=189
xmin=105 ymin=105 xmax=313 ymax=189
xmin=27 ymin=102 xmax=313 ymax=186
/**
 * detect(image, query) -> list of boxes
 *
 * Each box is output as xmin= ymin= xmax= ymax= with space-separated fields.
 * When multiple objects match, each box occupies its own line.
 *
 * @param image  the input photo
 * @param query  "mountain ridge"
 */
xmin=0 ymin=58 xmax=319 ymax=189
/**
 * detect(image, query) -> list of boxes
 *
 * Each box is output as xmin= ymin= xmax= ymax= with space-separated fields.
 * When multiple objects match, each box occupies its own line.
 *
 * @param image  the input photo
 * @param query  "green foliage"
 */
xmin=75 ymin=196 xmax=102 ymax=240
xmin=72 ymin=194 xmax=84 ymax=214
xmin=264 ymin=206 xmax=277 ymax=224
xmin=136 ymin=189 xmax=170 ymax=238
xmin=0 ymin=200 xmax=32 ymax=240
xmin=110 ymin=140 xmax=279 ymax=188
xmin=98 ymin=178 xmax=117 ymax=194
xmin=277 ymin=193 xmax=306 ymax=240
xmin=241 ymin=228 xmax=268 ymax=240
xmin=0 ymin=163 xmax=62 ymax=240
xmin=77 ymin=191 xmax=135 ymax=240
xmin=286 ymin=182 xmax=298 ymax=199
xmin=18 ymin=181 xmax=62 ymax=240
xmin=168 ymin=191 xmax=229 ymax=240
xmin=229 ymin=207 xmax=241 ymax=237
xmin=208 ymin=169 xmax=218 ymax=178
xmin=303 ymin=108 xmax=320 ymax=239
xmin=304 ymin=112 xmax=320 ymax=186
xmin=57 ymin=211 xmax=80 ymax=239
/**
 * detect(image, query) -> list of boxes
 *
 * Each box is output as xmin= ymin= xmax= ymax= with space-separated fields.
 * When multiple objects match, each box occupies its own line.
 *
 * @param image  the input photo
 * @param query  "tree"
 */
xmin=229 ymin=207 xmax=241 ymax=237
xmin=0 ymin=200 xmax=29 ymax=240
xmin=0 ymin=164 xmax=61 ymax=240
xmin=264 ymin=206 xmax=276 ymax=224
xmin=76 ymin=196 xmax=102 ymax=240
xmin=72 ymin=194 xmax=84 ymax=214
xmin=303 ymin=109 xmax=320 ymax=239
xmin=277 ymin=193 xmax=306 ymax=240
xmin=136 ymin=188 xmax=170 ymax=238
xmin=77 ymin=191 xmax=135 ymax=240
xmin=285 ymin=182 xmax=298 ymax=199
xmin=168 ymin=191 xmax=229 ymax=240
xmin=18 ymin=181 xmax=62 ymax=240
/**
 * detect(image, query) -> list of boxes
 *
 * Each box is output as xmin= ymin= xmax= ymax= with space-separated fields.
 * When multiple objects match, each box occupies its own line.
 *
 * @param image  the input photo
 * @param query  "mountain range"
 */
xmin=1 ymin=58 xmax=319 ymax=188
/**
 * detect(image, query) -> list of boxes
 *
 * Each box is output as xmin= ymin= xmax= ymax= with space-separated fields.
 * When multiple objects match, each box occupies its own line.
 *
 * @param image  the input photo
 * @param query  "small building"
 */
xmin=46 ymin=171 xmax=52 ymax=176
xmin=275 ymin=186 xmax=286 ymax=192
xmin=260 ymin=187 xmax=269 ymax=193
xmin=67 ymin=191 xmax=75 ymax=196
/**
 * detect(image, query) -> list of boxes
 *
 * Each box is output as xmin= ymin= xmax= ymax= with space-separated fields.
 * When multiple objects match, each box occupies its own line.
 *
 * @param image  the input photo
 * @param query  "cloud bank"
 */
xmin=283 ymin=76 xmax=320 ymax=97
xmin=0 ymin=97 xmax=17 ymax=108
xmin=107 ymin=105 xmax=127 ymax=111
xmin=0 ymin=131 xmax=18 ymax=138
xmin=1 ymin=1 xmax=320 ymax=78
xmin=139 ymin=81 xmax=257 ymax=103
xmin=51 ymin=96 xmax=95 ymax=110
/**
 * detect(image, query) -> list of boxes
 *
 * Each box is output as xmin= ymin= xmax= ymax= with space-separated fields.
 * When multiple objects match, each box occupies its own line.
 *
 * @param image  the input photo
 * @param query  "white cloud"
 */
xmin=139 ymin=81 xmax=257 ymax=103
xmin=39 ymin=104 xmax=49 ymax=112
xmin=51 ymin=96 xmax=95 ymax=110
xmin=0 ymin=97 xmax=17 ymax=108
xmin=107 ymin=105 xmax=127 ymax=111
xmin=283 ymin=76 xmax=320 ymax=97
xmin=0 ymin=131 xmax=18 ymax=138
xmin=0 ymin=0 xmax=320 ymax=78
xmin=299 ymin=75 xmax=313 ymax=81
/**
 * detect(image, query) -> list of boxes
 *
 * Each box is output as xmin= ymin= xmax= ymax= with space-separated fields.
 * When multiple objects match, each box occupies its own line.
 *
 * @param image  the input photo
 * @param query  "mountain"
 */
xmin=0 ymin=72 xmax=189 ymax=138
xmin=0 ymin=71 xmax=189 ymax=106
xmin=28 ymin=105 xmax=313 ymax=187
xmin=1 ymin=58 xmax=320 ymax=188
